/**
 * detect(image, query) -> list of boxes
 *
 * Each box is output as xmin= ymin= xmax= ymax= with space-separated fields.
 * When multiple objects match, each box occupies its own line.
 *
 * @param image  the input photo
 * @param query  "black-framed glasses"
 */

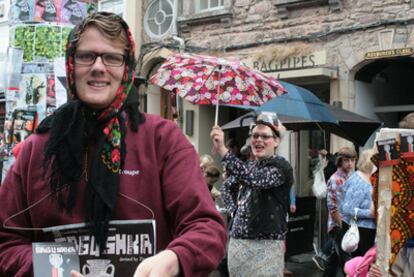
xmin=250 ymin=133 xmax=275 ymax=140
xmin=74 ymin=51 xmax=126 ymax=67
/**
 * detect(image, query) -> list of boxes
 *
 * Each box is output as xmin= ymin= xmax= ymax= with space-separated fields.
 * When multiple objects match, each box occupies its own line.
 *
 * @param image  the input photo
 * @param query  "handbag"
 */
xmin=312 ymin=155 xmax=327 ymax=199
xmin=341 ymin=208 xmax=360 ymax=253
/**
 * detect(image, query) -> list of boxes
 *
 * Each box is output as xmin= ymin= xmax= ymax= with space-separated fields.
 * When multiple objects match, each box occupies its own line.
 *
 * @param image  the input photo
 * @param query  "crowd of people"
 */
xmin=312 ymin=113 xmax=414 ymax=277
xmin=0 ymin=10 xmax=413 ymax=277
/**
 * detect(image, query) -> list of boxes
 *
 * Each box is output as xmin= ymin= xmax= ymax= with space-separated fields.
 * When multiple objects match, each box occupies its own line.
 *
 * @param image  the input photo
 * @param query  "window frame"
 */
xmin=195 ymin=0 xmax=224 ymax=13
xmin=98 ymin=0 xmax=125 ymax=18
xmin=178 ymin=0 xmax=232 ymax=32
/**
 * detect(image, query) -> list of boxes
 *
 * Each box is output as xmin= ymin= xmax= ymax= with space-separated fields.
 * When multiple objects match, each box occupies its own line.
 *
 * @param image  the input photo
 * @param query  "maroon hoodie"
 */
xmin=0 ymin=114 xmax=227 ymax=276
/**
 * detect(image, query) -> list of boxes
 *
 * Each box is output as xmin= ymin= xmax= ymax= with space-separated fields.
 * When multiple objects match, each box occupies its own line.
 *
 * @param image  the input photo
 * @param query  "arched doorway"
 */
xmin=354 ymin=57 xmax=414 ymax=128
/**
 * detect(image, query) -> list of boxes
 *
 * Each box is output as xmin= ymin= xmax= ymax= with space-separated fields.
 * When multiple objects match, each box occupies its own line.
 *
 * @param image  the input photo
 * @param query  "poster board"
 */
xmin=374 ymin=128 xmax=414 ymax=276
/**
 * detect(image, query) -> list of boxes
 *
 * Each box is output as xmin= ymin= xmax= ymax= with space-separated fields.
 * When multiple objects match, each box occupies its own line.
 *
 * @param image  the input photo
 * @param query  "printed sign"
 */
xmin=33 ymin=242 xmax=80 ymax=277
xmin=377 ymin=138 xmax=399 ymax=167
xmin=365 ymin=48 xmax=414 ymax=60
xmin=400 ymin=132 xmax=414 ymax=161
xmin=42 ymin=220 xmax=156 ymax=277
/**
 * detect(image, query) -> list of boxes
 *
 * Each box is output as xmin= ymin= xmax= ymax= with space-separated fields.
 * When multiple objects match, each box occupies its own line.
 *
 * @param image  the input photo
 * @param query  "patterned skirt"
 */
xmin=227 ymin=238 xmax=284 ymax=277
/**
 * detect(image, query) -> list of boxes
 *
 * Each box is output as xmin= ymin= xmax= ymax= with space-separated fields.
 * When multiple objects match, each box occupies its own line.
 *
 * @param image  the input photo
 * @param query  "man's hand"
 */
xmin=71 ymin=271 xmax=84 ymax=277
xmin=290 ymin=204 xmax=296 ymax=213
xmin=134 ymin=250 xmax=180 ymax=277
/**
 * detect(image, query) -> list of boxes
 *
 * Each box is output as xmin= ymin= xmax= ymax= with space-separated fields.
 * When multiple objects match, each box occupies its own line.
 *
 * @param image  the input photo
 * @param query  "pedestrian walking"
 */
xmin=324 ymin=147 xmax=357 ymax=277
xmin=340 ymin=148 xmax=377 ymax=258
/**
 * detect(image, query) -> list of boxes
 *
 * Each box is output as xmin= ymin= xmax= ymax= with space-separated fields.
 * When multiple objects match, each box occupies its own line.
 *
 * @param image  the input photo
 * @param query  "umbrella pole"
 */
xmin=214 ymin=103 xmax=219 ymax=126
xmin=315 ymin=122 xmax=327 ymax=149
xmin=176 ymin=92 xmax=180 ymax=126
xmin=214 ymin=65 xmax=222 ymax=126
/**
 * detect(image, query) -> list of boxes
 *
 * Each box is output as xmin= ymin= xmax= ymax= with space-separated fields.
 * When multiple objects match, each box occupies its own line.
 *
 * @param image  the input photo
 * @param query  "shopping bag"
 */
xmin=341 ymin=210 xmax=360 ymax=253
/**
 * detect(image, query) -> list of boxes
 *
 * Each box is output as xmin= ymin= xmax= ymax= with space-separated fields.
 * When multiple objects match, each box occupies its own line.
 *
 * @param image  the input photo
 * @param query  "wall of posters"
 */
xmin=0 ymin=0 xmax=97 ymax=181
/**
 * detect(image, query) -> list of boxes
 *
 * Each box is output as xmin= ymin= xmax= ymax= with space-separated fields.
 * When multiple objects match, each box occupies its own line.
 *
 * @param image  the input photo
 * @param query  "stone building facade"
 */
xmin=140 ymin=0 xmax=414 ymax=155
xmin=139 ymin=0 xmax=413 ymax=242
xmin=136 ymin=0 xmax=414 ymax=255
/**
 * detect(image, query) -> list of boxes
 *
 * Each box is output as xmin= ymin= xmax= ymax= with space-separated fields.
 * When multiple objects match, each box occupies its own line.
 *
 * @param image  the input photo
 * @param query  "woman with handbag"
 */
xmin=340 ymin=149 xmax=377 ymax=257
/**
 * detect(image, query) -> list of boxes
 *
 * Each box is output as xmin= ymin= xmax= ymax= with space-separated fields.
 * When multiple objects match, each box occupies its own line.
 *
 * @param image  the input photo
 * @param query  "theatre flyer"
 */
xmin=42 ymin=219 xmax=156 ymax=277
xmin=33 ymin=242 xmax=80 ymax=277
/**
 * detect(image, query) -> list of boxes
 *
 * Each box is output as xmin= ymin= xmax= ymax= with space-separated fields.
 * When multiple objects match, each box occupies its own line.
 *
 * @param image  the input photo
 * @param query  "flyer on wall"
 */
xmin=42 ymin=219 xmax=156 ymax=277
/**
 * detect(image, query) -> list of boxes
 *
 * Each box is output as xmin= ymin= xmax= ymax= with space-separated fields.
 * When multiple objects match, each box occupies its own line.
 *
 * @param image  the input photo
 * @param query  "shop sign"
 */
xmin=243 ymin=51 xmax=326 ymax=73
xmin=365 ymin=47 xmax=414 ymax=60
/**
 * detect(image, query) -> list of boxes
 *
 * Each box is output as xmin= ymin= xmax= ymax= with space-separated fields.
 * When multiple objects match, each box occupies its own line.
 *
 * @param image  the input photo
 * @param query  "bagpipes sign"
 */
xmin=42 ymin=219 xmax=156 ymax=277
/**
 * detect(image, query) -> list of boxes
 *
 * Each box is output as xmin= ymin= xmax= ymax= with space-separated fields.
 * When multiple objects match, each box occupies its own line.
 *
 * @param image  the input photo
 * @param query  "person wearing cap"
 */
xmin=0 ymin=12 xmax=227 ymax=277
xmin=210 ymin=112 xmax=293 ymax=277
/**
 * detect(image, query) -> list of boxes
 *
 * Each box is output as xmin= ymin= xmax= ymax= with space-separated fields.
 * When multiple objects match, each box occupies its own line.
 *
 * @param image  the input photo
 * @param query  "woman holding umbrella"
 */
xmin=211 ymin=113 xmax=293 ymax=277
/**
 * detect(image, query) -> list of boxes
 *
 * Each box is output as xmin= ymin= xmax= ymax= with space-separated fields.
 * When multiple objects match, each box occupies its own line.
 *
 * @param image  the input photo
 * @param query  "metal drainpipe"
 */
xmin=172 ymin=36 xmax=185 ymax=53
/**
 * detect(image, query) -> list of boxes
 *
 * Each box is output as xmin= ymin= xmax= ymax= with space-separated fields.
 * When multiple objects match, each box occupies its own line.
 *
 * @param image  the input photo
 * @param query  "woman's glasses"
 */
xmin=250 ymin=133 xmax=275 ymax=140
xmin=74 ymin=51 xmax=126 ymax=67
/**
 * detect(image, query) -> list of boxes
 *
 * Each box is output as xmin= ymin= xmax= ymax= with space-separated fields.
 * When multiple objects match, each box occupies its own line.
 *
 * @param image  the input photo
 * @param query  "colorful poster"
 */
xmin=33 ymin=242 xmax=80 ymax=277
xmin=3 ymin=115 xmax=14 ymax=145
xmin=18 ymin=73 xmax=47 ymax=120
xmin=34 ymin=25 xmax=62 ymax=61
xmin=5 ymin=48 xmax=24 ymax=88
xmin=53 ymin=57 xmax=68 ymax=108
xmin=46 ymin=74 xmax=56 ymax=116
xmin=377 ymin=138 xmax=400 ymax=167
xmin=43 ymin=220 xmax=156 ymax=277
xmin=400 ymin=132 xmax=414 ymax=161
xmin=11 ymin=109 xmax=37 ymax=143
xmin=10 ymin=25 xmax=35 ymax=62
xmin=61 ymin=0 xmax=86 ymax=25
xmin=9 ymin=0 xmax=35 ymax=23
xmin=34 ymin=0 xmax=62 ymax=23
xmin=22 ymin=62 xmax=54 ymax=74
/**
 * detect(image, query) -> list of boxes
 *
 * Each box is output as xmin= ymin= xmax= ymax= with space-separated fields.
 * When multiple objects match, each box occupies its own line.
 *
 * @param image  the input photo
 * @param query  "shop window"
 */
xmin=98 ymin=0 xmax=124 ymax=17
xmin=177 ymin=0 xmax=232 ymax=32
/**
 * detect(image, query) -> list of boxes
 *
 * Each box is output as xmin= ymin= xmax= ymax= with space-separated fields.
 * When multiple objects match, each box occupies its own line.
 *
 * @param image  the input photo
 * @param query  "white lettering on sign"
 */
xmin=243 ymin=51 xmax=326 ymax=72
xmin=55 ymin=233 xmax=153 ymax=257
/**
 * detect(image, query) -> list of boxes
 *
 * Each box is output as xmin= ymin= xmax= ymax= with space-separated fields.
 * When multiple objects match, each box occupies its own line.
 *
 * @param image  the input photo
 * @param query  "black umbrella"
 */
xmin=221 ymin=104 xmax=382 ymax=146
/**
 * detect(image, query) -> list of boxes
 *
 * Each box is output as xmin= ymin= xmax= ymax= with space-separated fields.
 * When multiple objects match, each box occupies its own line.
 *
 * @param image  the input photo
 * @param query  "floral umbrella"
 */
xmin=150 ymin=52 xmax=286 ymax=125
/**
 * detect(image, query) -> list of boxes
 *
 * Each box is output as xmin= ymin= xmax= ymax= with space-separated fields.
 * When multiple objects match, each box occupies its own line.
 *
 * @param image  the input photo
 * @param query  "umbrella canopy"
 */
xmin=149 ymin=52 xmax=286 ymax=124
xmin=221 ymin=104 xmax=382 ymax=146
xmin=226 ymin=81 xmax=336 ymax=123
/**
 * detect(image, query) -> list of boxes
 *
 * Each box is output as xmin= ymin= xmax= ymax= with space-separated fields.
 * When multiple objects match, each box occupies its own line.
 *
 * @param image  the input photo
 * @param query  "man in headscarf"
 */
xmin=0 ymin=12 xmax=227 ymax=277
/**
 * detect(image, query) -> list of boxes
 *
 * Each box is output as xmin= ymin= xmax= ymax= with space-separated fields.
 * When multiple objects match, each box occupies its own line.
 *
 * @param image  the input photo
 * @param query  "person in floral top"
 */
xmin=211 ymin=112 xmax=293 ymax=277
xmin=324 ymin=147 xmax=357 ymax=277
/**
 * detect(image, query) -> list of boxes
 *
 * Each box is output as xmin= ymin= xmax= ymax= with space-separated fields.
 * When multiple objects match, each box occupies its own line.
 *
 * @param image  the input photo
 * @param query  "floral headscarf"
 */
xmin=38 ymin=12 xmax=142 ymax=248
xmin=65 ymin=11 xmax=137 ymax=173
